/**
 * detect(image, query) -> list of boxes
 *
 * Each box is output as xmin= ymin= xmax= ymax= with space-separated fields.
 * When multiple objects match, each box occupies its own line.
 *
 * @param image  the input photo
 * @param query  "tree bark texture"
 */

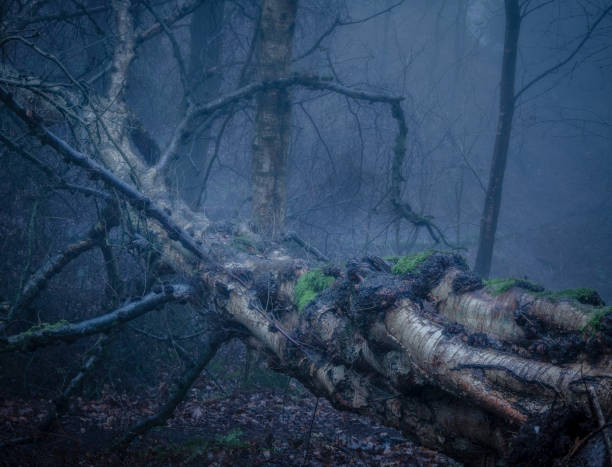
xmin=1 ymin=2 xmax=611 ymax=462
xmin=4 ymin=66 xmax=612 ymax=462
xmin=251 ymin=0 xmax=298 ymax=236
xmin=474 ymin=0 xmax=520 ymax=278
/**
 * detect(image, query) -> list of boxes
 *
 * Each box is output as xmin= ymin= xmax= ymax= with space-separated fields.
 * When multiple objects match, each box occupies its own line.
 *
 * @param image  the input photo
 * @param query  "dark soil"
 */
xmin=0 ymin=378 xmax=458 ymax=466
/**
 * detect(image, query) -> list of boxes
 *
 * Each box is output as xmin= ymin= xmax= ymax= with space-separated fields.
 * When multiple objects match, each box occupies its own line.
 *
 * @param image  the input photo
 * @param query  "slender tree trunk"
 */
xmin=251 ymin=0 xmax=297 ymax=236
xmin=3 ymin=0 xmax=611 ymax=455
xmin=474 ymin=0 xmax=520 ymax=278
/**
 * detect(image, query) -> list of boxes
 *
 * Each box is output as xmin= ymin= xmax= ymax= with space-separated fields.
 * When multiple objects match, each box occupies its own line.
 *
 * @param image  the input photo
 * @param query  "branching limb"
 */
xmin=42 ymin=333 xmax=112 ymax=428
xmin=283 ymin=231 xmax=330 ymax=262
xmin=141 ymin=0 xmax=192 ymax=104
xmin=135 ymin=0 xmax=207 ymax=46
xmin=152 ymin=74 xmax=404 ymax=174
xmin=0 ymin=84 xmax=214 ymax=265
xmin=389 ymin=101 xmax=453 ymax=247
xmin=6 ymin=5 xmax=109 ymax=30
xmin=0 ymin=285 xmax=192 ymax=353
xmin=195 ymin=111 xmax=234 ymax=208
xmin=119 ymin=329 xmax=227 ymax=445
xmin=294 ymin=0 xmax=405 ymax=62
xmin=514 ymin=4 xmax=612 ymax=102
xmin=0 ymin=332 xmax=112 ymax=448
xmin=4 ymin=208 xmax=119 ymax=330
xmin=0 ymin=36 xmax=88 ymax=99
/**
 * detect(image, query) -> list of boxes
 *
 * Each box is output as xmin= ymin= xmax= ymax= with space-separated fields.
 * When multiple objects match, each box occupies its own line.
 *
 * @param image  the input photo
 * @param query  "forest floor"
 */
xmin=0 ymin=377 xmax=458 ymax=466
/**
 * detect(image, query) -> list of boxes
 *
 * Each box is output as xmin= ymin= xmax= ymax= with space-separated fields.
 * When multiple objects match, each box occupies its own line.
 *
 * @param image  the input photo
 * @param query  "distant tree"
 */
xmin=1 ymin=1 xmax=611 ymax=465
xmin=474 ymin=0 xmax=612 ymax=278
xmin=251 ymin=0 xmax=297 ymax=236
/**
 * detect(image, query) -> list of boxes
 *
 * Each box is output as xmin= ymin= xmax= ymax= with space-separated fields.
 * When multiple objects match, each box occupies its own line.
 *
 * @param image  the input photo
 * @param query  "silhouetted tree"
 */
xmin=475 ymin=0 xmax=612 ymax=278
xmin=1 ymin=1 xmax=611 ymax=465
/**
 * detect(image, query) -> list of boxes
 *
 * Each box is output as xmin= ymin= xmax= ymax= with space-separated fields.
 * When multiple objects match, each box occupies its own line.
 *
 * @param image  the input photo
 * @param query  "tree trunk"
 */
xmin=214 ymin=252 xmax=612 ymax=465
xmin=474 ymin=0 xmax=520 ymax=278
xmin=1 ymin=2 xmax=611 ymax=459
xmin=251 ymin=0 xmax=297 ymax=236
xmin=4 ymin=70 xmax=612 ymax=463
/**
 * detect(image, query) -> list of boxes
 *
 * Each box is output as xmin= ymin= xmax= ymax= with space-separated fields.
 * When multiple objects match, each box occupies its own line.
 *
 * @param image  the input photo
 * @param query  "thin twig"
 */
xmin=301 ymin=397 xmax=319 ymax=467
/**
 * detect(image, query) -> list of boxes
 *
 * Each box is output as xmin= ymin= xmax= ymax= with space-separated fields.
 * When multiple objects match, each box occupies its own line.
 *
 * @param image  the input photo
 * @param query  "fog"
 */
xmin=128 ymin=0 xmax=612 ymax=298
xmin=1 ymin=0 xmax=611 ymax=464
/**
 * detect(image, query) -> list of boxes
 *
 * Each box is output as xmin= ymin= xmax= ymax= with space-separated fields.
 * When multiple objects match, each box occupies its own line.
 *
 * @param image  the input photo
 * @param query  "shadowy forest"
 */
xmin=1 ymin=0 xmax=611 ymax=465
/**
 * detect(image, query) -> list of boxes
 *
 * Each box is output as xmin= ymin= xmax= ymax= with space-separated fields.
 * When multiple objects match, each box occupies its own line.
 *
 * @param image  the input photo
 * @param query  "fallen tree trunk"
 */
xmin=212 ymin=251 xmax=612 ymax=464
xmin=1 ymin=36 xmax=611 ymax=463
xmin=2 ymin=95 xmax=611 ymax=465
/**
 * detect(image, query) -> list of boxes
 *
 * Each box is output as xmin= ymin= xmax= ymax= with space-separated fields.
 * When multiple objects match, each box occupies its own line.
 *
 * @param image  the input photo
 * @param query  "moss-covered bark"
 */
xmin=215 ymin=252 xmax=612 ymax=464
xmin=2 ymin=12 xmax=610 ymax=461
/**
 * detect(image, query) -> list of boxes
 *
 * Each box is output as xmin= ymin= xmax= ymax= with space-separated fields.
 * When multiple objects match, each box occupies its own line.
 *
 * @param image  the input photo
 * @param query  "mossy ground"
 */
xmin=294 ymin=269 xmax=335 ymax=312
xmin=232 ymin=235 xmax=261 ymax=254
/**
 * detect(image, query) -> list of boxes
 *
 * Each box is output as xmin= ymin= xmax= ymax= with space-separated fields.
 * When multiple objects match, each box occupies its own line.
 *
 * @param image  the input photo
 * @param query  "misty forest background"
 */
xmin=1 ymin=0 xmax=611 ymax=465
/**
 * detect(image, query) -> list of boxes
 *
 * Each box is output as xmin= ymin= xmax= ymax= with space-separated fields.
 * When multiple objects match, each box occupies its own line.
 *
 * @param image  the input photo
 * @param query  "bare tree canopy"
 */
xmin=1 ymin=0 xmax=611 ymax=465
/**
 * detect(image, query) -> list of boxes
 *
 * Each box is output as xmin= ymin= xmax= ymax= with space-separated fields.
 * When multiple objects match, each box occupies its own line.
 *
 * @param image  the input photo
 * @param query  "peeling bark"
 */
xmin=217 ymin=253 xmax=612 ymax=463
xmin=2 ymin=14 xmax=611 ymax=460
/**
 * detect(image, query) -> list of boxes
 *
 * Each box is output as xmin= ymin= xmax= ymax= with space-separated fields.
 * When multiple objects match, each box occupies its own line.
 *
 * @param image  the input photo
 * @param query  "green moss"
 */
xmin=23 ymin=320 xmax=69 ymax=335
xmin=294 ymin=269 xmax=335 ymax=312
xmin=217 ymin=428 xmax=246 ymax=448
xmin=232 ymin=235 xmax=261 ymax=254
xmin=483 ymin=278 xmax=544 ymax=296
xmin=534 ymin=287 xmax=603 ymax=305
xmin=582 ymin=306 xmax=611 ymax=334
xmin=391 ymin=250 xmax=435 ymax=275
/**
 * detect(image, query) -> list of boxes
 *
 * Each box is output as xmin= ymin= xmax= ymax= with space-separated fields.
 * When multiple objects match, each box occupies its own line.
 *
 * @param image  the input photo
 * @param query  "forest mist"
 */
xmin=1 ymin=0 xmax=611 ymax=465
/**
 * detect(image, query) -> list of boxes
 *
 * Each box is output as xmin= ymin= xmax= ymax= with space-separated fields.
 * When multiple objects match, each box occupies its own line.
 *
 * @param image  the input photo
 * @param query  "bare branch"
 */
xmin=0 ymin=84 xmax=214 ymax=265
xmin=389 ymin=102 xmax=454 ymax=247
xmin=4 ymin=208 xmax=119 ymax=328
xmin=520 ymin=0 xmax=555 ymax=19
xmin=153 ymin=74 xmax=403 ymax=174
xmin=119 ymin=329 xmax=226 ymax=445
xmin=135 ymin=0 xmax=207 ymax=46
xmin=514 ymin=4 xmax=612 ymax=102
xmin=298 ymin=102 xmax=337 ymax=176
xmin=294 ymin=1 xmax=405 ymax=62
xmin=0 ymin=332 xmax=112 ymax=448
xmin=142 ymin=0 xmax=192 ymax=104
xmin=41 ymin=332 xmax=112 ymax=431
xmin=6 ymin=5 xmax=109 ymax=29
xmin=0 ymin=284 xmax=193 ymax=353
xmin=0 ymin=36 xmax=88 ymax=99
xmin=195 ymin=111 xmax=234 ymax=208
xmin=283 ymin=231 xmax=330 ymax=262
xmin=293 ymin=19 xmax=339 ymax=62
xmin=0 ymin=132 xmax=113 ymax=201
